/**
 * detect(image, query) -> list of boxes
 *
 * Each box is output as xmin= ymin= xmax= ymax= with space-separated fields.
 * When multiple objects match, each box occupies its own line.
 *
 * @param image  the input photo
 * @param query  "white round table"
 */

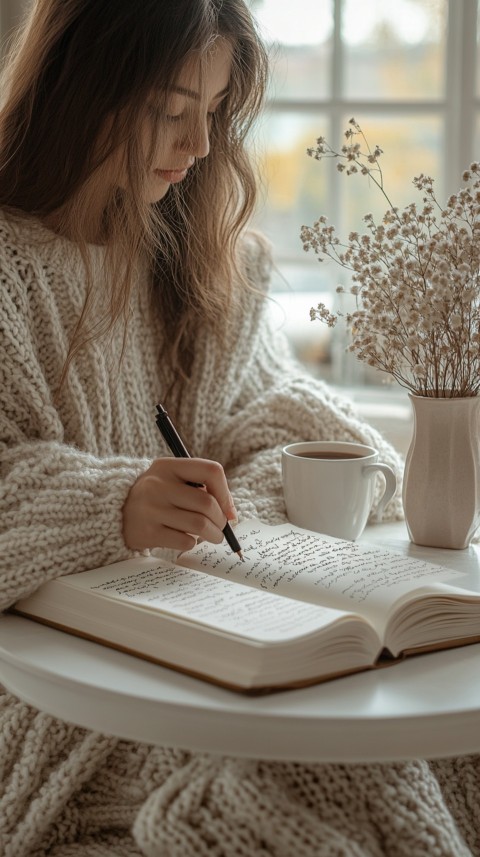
xmin=1 ymin=522 xmax=480 ymax=763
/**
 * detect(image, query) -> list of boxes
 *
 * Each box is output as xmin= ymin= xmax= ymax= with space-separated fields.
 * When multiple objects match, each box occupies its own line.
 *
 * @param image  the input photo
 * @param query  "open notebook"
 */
xmin=13 ymin=519 xmax=480 ymax=692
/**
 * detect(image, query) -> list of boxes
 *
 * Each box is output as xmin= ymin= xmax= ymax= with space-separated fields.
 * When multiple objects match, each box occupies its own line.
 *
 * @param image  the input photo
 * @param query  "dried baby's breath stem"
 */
xmin=303 ymin=119 xmax=480 ymax=398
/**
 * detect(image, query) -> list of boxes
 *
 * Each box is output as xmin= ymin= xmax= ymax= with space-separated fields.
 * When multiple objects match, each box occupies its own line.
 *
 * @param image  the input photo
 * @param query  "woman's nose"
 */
xmin=178 ymin=117 xmax=210 ymax=159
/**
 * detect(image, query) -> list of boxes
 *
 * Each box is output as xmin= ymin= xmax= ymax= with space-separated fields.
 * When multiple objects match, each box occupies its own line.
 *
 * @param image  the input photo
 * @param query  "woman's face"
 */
xmin=141 ymin=39 xmax=233 ymax=203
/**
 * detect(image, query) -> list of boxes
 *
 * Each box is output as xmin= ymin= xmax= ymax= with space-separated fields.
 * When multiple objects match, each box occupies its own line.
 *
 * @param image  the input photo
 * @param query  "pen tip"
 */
xmin=237 ymin=550 xmax=244 ymax=562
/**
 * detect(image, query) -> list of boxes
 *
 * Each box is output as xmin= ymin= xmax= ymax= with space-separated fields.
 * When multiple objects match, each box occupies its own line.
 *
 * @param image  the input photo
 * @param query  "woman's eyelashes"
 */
xmin=146 ymin=96 xmax=222 ymax=127
xmin=146 ymin=101 xmax=183 ymax=123
xmin=165 ymin=110 xmax=216 ymax=123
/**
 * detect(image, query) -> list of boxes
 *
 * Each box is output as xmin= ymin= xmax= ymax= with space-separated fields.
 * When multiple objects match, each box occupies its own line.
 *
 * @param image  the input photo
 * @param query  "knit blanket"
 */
xmin=1 ymin=692 xmax=478 ymax=856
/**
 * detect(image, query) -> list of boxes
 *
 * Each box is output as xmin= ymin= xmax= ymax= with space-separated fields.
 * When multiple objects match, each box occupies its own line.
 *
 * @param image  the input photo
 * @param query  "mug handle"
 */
xmin=362 ymin=463 xmax=397 ymax=523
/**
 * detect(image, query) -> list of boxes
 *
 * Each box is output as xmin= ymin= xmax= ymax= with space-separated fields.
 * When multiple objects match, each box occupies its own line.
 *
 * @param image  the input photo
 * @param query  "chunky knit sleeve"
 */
xmin=201 ymin=235 xmax=405 ymax=525
xmin=0 ymin=256 xmax=148 ymax=610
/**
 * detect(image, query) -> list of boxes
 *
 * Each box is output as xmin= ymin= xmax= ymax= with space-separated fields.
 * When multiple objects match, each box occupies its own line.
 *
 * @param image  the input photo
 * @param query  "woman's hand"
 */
xmin=122 ymin=457 xmax=237 ymax=553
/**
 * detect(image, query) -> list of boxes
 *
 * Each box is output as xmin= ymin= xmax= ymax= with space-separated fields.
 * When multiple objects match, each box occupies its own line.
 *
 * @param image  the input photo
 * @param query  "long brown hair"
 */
xmin=0 ymin=0 xmax=268 ymax=387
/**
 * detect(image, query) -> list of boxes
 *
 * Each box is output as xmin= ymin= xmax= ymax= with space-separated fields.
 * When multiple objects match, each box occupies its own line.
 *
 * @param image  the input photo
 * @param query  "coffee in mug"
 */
xmin=282 ymin=441 xmax=397 ymax=541
xmin=295 ymin=451 xmax=364 ymax=460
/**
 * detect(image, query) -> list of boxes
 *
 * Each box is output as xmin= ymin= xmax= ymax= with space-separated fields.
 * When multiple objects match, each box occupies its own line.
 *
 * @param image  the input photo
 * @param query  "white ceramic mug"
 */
xmin=282 ymin=441 xmax=397 ymax=540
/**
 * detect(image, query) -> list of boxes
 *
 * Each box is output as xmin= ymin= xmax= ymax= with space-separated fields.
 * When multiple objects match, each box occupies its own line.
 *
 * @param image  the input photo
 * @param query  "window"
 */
xmin=250 ymin=0 xmax=479 ymax=386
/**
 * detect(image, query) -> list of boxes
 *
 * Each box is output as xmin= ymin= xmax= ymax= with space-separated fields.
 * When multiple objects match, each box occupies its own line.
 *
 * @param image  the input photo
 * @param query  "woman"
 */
xmin=0 ymin=2 xmax=472 ymax=856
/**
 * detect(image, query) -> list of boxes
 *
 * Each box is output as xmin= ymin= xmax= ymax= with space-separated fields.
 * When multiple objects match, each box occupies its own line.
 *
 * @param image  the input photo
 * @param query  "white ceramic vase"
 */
xmin=403 ymin=393 xmax=480 ymax=549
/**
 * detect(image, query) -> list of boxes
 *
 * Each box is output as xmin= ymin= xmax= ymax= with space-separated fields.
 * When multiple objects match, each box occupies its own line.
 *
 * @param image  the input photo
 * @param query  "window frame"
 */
xmin=255 ymin=0 xmax=479 ymax=263
xmin=251 ymin=0 xmax=480 ymax=388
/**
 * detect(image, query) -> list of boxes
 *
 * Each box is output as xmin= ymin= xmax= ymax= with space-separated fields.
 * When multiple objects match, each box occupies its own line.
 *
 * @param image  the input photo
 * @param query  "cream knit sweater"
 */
xmin=0 ymin=210 xmax=476 ymax=857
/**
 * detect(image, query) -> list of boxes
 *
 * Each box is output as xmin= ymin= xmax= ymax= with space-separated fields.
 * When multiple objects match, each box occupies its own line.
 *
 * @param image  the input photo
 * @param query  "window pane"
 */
xmin=254 ymin=110 xmax=329 ymax=260
xmin=342 ymin=0 xmax=447 ymax=100
xmin=249 ymin=0 xmax=333 ymax=99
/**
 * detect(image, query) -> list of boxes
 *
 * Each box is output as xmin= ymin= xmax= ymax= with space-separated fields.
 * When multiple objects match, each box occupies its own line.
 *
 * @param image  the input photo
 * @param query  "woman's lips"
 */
xmin=154 ymin=168 xmax=189 ymax=183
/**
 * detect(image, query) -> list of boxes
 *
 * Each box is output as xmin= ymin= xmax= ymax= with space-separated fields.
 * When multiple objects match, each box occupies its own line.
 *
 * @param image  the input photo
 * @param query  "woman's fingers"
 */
xmin=122 ymin=457 xmax=237 ymax=552
xmin=140 ymin=525 xmax=198 ymax=553
xmin=151 ymin=457 xmax=237 ymax=520
xmin=140 ymin=483 xmax=227 ymax=541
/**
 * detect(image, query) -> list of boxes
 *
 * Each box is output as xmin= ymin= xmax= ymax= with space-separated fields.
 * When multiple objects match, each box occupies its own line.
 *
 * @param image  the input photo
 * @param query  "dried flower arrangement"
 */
xmin=302 ymin=118 xmax=480 ymax=398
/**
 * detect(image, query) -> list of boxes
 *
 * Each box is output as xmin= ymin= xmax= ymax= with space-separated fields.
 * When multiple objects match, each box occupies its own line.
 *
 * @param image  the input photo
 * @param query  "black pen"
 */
xmin=155 ymin=403 xmax=244 ymax=560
